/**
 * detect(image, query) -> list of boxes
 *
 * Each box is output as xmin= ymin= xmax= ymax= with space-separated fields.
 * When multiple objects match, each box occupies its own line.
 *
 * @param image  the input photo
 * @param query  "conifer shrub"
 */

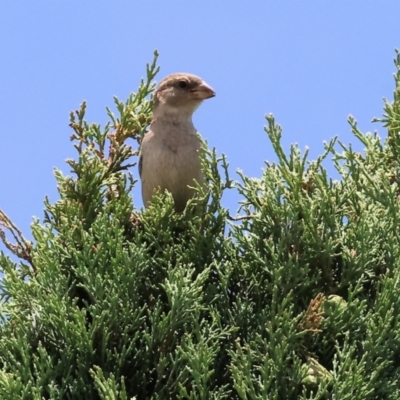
xmin=1 ymin=50 xmax=400 ymax=399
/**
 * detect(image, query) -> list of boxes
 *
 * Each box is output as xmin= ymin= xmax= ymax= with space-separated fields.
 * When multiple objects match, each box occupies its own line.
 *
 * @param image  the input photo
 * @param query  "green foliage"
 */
xmin=1 ymin=50 xmax=400 ymax=399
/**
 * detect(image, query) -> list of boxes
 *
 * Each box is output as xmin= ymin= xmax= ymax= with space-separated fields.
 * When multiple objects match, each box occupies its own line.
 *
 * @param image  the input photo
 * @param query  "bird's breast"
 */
xmin=140 ymin=129 xmax=204 ymax=211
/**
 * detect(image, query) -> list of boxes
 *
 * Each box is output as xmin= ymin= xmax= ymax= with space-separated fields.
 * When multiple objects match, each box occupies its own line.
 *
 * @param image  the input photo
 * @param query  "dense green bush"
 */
xmin=1 ymin=50 xmax=400 ymax=399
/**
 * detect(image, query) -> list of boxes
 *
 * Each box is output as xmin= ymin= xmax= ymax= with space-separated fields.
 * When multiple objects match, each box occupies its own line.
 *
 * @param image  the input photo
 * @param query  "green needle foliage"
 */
xmin=1 ymin=49 xmax=400 ymax=399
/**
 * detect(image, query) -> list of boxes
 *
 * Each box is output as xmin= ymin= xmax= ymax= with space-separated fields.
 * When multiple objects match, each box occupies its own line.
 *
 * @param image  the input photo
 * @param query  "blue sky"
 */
xmin=1 ymin=2 xmax=399 ymax=252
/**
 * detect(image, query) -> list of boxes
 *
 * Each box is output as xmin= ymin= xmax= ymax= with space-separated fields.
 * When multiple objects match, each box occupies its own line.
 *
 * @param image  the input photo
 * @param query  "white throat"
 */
xmin=152 ymin=103 xmax=197 ymax=126
xmin=150 ymin=106 xmax=198 ymax=139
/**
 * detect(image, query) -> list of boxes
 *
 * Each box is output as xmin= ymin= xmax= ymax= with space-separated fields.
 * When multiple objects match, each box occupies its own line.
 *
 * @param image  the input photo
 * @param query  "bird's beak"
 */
xmin=192 ymin=81 xmax=216 ymax=100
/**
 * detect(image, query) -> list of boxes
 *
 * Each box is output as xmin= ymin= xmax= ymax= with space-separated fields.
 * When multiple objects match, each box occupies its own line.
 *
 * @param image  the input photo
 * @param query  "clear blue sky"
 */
xmin=1 ymin=2 xmax=399 ymax=252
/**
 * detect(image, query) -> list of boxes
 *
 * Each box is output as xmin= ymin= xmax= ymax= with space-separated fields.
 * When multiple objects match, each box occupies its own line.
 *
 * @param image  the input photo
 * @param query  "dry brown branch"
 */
xmin=0 ymin=210 xmax=36 ymax=272
xmin=298 ymin=293 xmax=325 ymax=333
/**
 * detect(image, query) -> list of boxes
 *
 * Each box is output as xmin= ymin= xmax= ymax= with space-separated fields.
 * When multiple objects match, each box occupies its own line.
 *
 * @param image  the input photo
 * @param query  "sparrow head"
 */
xmin=153 ymin=73 xmax=215 ymax=114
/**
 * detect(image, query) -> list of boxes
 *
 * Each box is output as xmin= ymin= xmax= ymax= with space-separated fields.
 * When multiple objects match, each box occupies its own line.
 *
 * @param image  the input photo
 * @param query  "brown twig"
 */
xmin=227 ymin=213 xmax=258 ymax=221
xmin=0 ymin=210 xmax=36 ymax=272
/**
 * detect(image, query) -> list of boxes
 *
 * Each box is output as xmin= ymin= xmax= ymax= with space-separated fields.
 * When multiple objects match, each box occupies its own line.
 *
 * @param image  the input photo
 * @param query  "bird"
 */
xmin=139 ymin=73 xmax=215 ymax=212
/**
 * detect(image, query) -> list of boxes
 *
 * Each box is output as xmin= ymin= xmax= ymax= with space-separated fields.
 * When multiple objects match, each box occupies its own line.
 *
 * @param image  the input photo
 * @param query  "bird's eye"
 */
xmin=178 ymin=81 xmax=188 ymax=89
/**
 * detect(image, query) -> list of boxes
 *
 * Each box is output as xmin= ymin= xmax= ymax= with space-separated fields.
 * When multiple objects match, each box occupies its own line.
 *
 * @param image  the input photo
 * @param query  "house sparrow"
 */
xmin=139 ymin=73 xmax=215 ymax=212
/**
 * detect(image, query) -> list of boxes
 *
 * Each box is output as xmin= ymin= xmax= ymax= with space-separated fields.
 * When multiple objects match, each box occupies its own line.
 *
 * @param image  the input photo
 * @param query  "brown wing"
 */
xmin=138 ymin=153 xmax=143 ymax=178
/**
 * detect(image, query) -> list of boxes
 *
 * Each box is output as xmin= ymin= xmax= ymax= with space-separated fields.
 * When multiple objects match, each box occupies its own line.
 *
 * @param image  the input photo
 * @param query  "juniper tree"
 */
xmin=1 ymin=50 xmax=400 ymax=399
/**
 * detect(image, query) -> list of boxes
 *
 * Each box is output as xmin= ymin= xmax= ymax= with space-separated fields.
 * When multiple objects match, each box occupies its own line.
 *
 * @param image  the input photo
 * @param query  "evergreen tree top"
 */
xmin=1 ymin=50 xmax=400 ymax=399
